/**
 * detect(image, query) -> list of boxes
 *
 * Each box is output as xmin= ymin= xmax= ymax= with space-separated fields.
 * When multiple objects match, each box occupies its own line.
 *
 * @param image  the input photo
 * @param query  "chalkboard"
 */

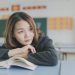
xmin=0 ymin=19 xmax=7 ymax=37
xmin=0 ymin=18 xmax=47 ymax=37
xmin=34 ymin=18 xmax=47 ymax=35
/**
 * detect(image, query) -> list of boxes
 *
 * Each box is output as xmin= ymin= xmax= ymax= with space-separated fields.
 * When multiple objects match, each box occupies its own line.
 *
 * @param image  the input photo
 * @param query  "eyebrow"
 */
xmin=16 ymin=28 xmax=24 ymax=31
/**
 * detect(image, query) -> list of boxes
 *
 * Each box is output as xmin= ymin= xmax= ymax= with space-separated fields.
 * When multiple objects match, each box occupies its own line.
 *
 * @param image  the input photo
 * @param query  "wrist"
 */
xmin=8 ymin=50 xmax=13 ymax=57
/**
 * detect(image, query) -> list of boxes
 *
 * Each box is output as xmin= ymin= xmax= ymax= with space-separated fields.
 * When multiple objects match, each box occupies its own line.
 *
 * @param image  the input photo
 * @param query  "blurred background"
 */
xmin=0 ymin=0 xmax=75 ymax=60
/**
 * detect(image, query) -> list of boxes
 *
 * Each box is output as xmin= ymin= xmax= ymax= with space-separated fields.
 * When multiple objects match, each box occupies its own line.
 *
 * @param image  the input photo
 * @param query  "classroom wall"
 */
xmin=0 ymin=0 xmax=75 ymax=45
xmin=46 ymin=0 xmax=75 ymax=44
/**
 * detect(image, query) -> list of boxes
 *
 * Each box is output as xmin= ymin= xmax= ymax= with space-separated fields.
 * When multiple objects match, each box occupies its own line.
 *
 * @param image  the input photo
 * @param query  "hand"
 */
xmin=8 ymin=45 xmax=36 ymax=57
xmin=22 ymin=45 xmax=36 ymax=54
xmin=14 ymin=51 xmax=29 ymax=58
xmin=8 ymin=48 xmax=29 ymax=57
xmin=14 ymin=45 xmax=36 ymax=58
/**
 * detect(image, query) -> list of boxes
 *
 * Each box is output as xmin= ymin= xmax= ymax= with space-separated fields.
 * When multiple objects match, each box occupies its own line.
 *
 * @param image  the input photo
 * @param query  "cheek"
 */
xmin=30 ymin=32 xmax=34 ymax=38
xmin=14 ymin=33 xmax=24 ymax=41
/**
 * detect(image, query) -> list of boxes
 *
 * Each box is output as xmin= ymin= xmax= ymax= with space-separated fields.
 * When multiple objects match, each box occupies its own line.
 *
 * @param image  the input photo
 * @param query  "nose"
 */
xmin=24 ymin=31 xmax=30 ymax=38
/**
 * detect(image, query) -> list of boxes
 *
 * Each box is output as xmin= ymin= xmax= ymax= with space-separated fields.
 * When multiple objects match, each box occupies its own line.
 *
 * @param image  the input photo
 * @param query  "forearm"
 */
xmin=0 ymin=48 xmax=9 ymax=60
xmin=8 ymin=48 xmax=21 ymax=57
xmin=8 ymin=47 xmax=29 ymax=58
xmin=27 ymin=51 xmax=58 ymax=66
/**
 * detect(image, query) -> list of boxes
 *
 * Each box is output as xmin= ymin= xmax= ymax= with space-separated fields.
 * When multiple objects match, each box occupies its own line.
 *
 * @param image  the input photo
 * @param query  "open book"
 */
xmin=0 ymin=56 xmax=37 ymax=70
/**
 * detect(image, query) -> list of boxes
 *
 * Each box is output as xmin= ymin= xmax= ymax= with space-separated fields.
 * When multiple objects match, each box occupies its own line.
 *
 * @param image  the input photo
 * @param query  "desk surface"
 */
xmin=0 ymin=61 xmax=60 ymax=75
xmin=60 ymin=48 xmax=75 ymax=53
xmin=61 ymin=60 xmax=75 ymax=75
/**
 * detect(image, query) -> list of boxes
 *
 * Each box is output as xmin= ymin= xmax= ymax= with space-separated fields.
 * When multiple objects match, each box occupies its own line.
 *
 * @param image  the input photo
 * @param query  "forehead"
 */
xmin=15 ymin=20 xmax=30 ymax=30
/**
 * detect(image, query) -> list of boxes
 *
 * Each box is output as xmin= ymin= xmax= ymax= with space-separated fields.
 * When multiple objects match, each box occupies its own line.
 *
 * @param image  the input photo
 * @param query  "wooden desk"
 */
xmin=55 ymin=44 xmax=75 ymax=60
xmin=60 ymin=48 xmax=75 ymax=60
xmin=0 ymin=61 xmax=60 ymax=75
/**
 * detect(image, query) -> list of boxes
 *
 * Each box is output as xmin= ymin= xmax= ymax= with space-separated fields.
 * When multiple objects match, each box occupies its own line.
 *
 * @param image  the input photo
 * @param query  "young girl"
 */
xmin=0 ymin=12 xmax=58 ymax=66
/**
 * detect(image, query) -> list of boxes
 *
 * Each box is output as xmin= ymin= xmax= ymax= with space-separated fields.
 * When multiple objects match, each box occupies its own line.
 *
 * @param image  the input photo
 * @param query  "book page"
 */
xmin=10 ymin=57 xmax=37 ymax=70
xmin=0 ymin=60 xmax=11 ymax=68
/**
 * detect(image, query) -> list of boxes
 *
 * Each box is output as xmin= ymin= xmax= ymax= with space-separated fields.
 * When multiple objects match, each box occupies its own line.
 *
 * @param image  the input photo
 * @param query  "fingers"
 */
xmin=22 ymin=45 xmax=36 ymax=54
xmin=29 ymin=46 xmax=36 ymax=53
xmin=14 ymin=53 xmax=28 ymax=58
xmin=8 ymin=45 xmax=36 ymax=58
xmin=27 ymin=45 xmax=36 ymax=53
xmin=8 ymin=48 xmax=21 ymax=57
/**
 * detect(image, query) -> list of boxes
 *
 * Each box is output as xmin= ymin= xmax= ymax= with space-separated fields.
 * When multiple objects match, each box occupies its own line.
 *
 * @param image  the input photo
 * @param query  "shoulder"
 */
xmin=39 ymin=34 xmax=52 ymax=44
xmin=36 ymin=34 xmax=55 ymax=52
xmin=37 ymin=34 xmax=53 ymax=49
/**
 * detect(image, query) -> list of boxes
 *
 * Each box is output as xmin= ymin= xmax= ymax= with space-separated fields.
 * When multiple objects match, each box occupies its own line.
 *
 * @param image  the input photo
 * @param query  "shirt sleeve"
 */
xmin=27 ymin=38 xmax=58 ymax=66
xmin=0 ymin=48 xmax=9 ymax=60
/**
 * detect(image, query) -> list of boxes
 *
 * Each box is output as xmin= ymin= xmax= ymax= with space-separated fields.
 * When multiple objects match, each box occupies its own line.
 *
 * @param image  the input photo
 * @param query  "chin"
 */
xmin=24 ymin=43 xmax=32 ymax=45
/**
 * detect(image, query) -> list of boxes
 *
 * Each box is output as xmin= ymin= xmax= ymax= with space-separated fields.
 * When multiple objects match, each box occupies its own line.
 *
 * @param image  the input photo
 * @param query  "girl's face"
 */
xmin=14 ymin=20 xmax=34 ymax=46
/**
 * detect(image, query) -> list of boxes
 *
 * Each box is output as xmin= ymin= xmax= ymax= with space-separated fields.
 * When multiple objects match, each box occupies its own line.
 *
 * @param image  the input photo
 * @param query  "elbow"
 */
xmin=47 ymin=56 xmax=58 ymax=66
xmin=51 ymin=58 xmax=58 ymax=66
xmin=41 ymin=56 xmax=58 ymax=66
xmin=51 ymin=56 xmax=58 ymax=66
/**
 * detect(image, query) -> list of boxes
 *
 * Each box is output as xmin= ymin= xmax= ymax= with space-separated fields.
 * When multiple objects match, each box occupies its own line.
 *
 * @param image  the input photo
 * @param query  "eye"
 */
xmin=18 ymin=31 xmax=24 ymax=33
xmin=30 ymin=27 xmax=33 ymax=31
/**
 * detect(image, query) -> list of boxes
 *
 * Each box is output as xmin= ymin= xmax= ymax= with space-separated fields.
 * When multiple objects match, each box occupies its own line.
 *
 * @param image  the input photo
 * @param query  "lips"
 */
xmin=25 ymin=39 xmax=31 ymax=42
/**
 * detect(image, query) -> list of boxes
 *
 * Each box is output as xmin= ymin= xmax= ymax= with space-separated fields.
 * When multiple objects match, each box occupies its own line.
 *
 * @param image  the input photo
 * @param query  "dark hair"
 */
xmin=4 ymin=12 xmax=41 ymax=48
